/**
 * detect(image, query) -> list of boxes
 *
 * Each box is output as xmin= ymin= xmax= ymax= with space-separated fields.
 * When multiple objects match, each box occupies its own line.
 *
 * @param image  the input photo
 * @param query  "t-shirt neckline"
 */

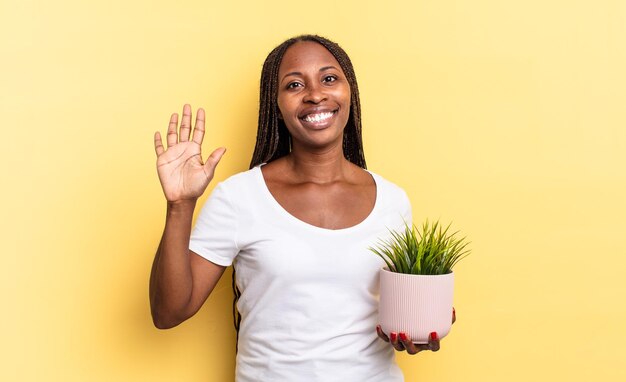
xmin=254 ymin=165 xmax=380 ymax=233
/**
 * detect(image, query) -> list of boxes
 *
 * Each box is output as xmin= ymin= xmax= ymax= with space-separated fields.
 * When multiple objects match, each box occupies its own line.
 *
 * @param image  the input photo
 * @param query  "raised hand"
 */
xmin=154 ymin=104 xmax=226 ymax=203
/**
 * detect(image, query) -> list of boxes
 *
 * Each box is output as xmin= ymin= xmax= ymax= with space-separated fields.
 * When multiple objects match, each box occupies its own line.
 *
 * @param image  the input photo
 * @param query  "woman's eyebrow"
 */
xmin=281 ymin=66 xmax=341 ymax=82
xmin=283 ymin=71 xmax=302 ymax=79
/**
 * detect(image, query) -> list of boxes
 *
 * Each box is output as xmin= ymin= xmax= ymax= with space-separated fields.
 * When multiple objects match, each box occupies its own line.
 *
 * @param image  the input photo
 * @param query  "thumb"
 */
xmin=204 ymin=147 xmax=227 ymax=174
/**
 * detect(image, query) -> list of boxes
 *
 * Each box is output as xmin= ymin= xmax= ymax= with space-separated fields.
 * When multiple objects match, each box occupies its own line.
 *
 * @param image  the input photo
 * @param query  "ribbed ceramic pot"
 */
xmin=379 ymin=268 xmax=454 ymax=344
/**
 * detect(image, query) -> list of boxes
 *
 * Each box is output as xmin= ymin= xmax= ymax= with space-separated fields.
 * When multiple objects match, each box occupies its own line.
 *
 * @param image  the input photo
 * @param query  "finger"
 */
xmin=399 ymin=332 xmax=421 ymax=355
xmin=179 ymin=104 xmax=192 ymax=142
xmin=154 ymin=131 xmax=165 ymax=156
xmin=428 ymin=332 xmax=441 ymax=352
xmin=376 ymin=325 xmax=390 ymax=342
xmin=452 ymin=307 xmax=456 ymax=324
xmin=389 ymin=332 xmax=405 ymax=352
xmin=192 ymin=108 xmax=206 ymax=145
xmin=203 ymin=147 xmax=226 ymax=179
xmin=167 ymin=113 xmax=178 ymax=148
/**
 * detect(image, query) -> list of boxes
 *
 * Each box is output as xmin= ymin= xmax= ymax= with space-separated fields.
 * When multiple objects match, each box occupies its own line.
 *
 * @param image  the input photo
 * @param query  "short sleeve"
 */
xmin=189 ymin=182 xmax=239 ymax=266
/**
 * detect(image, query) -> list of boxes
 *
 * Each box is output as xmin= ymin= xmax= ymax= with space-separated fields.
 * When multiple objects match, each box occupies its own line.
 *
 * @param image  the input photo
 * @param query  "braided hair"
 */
xmin=233 ymin=35 xmax=367 ymax=350
xmin=250 ymin=34 xmax=366 ymax=168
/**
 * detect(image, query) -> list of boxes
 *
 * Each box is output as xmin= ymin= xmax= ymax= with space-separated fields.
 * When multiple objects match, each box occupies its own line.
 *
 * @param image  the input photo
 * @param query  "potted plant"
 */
xmin=370 ymin=220 xmax=470 ymax=344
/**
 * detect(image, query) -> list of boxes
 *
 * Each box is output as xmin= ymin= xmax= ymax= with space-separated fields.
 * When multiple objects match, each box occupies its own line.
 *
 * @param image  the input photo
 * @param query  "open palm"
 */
xmin=154 ymin=104 xmax=226 ymax=202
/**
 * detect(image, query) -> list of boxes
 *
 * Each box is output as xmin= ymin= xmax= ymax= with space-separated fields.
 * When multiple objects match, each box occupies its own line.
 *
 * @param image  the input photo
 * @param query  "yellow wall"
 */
xmin=2 ymin=0 xmax=625 ymax=380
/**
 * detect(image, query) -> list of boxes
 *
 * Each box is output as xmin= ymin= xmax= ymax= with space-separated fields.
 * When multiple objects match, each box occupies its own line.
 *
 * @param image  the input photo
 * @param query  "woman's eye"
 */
xmin=323 ymin=75 xmax=337 ymax=83
xmin=287 ymin=82 xmax=302 ymax=89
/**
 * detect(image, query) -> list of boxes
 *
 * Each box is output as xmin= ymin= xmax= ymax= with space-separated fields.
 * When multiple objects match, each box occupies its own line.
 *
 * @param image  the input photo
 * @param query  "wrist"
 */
xmin=166 ymin=198 xmax=197 ymax=213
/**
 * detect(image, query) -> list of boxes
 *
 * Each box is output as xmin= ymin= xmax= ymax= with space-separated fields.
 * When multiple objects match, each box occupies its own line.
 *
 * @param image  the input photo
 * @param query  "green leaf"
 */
xmin=368 ymin=219 xmax=471 ymax=275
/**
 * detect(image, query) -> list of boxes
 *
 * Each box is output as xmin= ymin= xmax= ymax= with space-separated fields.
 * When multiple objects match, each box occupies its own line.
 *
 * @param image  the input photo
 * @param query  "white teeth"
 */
xmin=303 ymin=112 xmax=334 ymax=123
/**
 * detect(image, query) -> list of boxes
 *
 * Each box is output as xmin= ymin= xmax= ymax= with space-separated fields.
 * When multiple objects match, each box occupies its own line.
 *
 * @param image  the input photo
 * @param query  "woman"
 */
xmin=150 ymin=35 xmax=448 ymax=381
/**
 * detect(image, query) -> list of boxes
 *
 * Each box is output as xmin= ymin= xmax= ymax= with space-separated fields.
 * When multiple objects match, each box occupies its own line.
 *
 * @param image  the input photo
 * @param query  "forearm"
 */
xmin=150 ymin=199 xmax=197 ymax=328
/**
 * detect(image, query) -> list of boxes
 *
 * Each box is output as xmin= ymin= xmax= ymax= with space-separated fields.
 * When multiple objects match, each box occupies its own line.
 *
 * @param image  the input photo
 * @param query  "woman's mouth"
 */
xmin=299 ymin=110 xmax=338 ymax=129
xmin=301 ymin=111 xmax=335 ymax=123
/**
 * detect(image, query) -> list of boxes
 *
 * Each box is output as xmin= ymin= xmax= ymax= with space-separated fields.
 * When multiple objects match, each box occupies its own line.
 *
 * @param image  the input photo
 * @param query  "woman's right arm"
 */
xmin=149 ymin=104 xmax=227 ymax=329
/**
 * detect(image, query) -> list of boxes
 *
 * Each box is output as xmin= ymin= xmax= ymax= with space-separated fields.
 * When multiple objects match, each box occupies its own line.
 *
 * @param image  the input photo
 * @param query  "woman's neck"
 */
xmin=284 ymin=144 xmax=352 ymax=184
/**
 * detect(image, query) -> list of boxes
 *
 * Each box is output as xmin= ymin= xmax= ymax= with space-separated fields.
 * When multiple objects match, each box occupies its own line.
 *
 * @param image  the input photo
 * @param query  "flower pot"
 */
xmin=379 ymin=268 xmax=454 ymax=344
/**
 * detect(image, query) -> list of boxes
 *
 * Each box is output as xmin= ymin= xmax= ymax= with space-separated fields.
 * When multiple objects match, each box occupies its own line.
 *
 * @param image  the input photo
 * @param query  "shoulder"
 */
xmin=215 ymin=167 xmax=261 ymax=190
xmin=368 ymin=170 xmax=410 ymax=201
xmin=368 ymin=170 xmax=413 ymax=224
xmin=206 ymin=167 xmax=264 ymax=208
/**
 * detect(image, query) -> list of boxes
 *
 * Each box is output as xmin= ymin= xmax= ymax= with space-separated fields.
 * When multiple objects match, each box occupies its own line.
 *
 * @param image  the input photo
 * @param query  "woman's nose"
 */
xmin=302 ymin=83 xmax=327 ymax=104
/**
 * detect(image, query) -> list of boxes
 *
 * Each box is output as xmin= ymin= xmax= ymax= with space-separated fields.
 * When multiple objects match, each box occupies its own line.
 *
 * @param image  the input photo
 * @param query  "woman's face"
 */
xmin=276 ymin=41 xmax=351 ymax=151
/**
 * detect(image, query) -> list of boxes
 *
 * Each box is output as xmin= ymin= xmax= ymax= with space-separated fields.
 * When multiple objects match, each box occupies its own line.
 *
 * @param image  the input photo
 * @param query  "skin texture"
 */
xmin=277 ymin=41 xmax=351 ymax=156
xmin=149 ymin=41 xmax=452 ymax=355
xmin=150 ymin=105 xmax=227 ymax=329
xmin=262 ymin=41 xmax=375 ymax=230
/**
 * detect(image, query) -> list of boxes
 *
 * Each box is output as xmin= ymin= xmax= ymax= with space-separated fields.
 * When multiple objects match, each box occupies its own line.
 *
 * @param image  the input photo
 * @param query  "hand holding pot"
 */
xmin=376 ymin=308 xmax=456 ymax=355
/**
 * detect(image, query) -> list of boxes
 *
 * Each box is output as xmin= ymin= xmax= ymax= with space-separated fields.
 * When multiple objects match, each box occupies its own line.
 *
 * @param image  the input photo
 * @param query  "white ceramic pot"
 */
xmin=379 ymin=268 xmax=454 ymax=344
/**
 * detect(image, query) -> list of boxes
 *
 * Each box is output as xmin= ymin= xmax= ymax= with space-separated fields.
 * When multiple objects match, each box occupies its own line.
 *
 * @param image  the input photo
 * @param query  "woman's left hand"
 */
xmin=376 ymin=308 xmax=456 ymax=355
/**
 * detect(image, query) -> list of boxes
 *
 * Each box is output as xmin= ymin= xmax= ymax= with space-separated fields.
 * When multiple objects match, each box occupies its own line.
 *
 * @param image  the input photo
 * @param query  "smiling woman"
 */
xmin=276 ymin=41 xmax=352 ymax=150
xmin=149 ymin=34 xmax=446 ymax=382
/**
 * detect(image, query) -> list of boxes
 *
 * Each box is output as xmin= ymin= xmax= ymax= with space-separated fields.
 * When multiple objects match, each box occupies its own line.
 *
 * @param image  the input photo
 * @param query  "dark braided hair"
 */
xmin=232 ymin=34 xmax=367 ymax=351
xmin=250 ymin=34 xmax=366 ymax=168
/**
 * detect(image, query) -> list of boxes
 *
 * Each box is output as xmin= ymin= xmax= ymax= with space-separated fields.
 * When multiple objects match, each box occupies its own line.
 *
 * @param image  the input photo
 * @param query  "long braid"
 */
xmin=234 ymin=34 xmax=367 ymax=351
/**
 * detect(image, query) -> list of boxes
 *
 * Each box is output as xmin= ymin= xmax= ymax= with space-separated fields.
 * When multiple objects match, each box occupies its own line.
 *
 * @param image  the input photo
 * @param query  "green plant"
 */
xmin=370 ymin=220 xmax=470 ymax=275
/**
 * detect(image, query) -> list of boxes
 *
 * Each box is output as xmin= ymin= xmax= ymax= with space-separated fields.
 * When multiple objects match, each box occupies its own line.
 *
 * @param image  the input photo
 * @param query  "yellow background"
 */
xmin=2 ymin=0 xmax=625 ymax=380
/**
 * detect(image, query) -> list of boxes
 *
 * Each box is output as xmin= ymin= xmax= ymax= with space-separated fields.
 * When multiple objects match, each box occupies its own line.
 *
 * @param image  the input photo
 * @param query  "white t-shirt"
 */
xmin=190 ymin=165 xmax=412 ymax=382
